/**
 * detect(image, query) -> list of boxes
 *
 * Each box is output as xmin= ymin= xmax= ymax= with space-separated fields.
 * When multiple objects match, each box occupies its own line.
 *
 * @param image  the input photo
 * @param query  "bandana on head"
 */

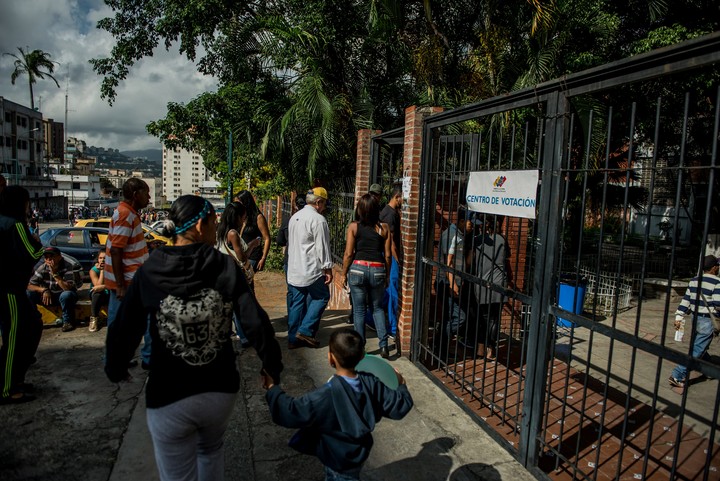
xmin=175 ymin=200 xmax=212 ymax=235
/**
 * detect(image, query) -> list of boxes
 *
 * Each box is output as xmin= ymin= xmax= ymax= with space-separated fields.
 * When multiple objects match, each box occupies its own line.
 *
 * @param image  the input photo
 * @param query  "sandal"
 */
xmin=0 ymin=392 xmax=36 ymax=405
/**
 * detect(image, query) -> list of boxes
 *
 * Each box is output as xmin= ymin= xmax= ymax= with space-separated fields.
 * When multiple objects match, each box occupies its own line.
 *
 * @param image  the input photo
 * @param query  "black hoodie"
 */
xmin=105 ymin=242 xmax=283 ymax=408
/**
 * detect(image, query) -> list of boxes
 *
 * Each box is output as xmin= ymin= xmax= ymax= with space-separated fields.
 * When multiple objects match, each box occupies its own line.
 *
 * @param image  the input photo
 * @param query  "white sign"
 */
xmin=466 ymin=170 xmax=539 ymax=219
xmin=402 ymin=176 xmax=411 ymax=200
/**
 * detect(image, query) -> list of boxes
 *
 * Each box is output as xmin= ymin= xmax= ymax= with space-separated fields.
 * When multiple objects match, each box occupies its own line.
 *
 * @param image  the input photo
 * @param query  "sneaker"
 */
xmin=61 ymin=322 xmax=75 ymax=332
xmin=88 ymin=317 xmax=98 ymax=333
xmin=54 ymin=318 xmax=63 ymax=326
xmin=668 ymin=376 xmax=685 ymax=388
xmin=296 ymin=333 xmax=320 ymax=348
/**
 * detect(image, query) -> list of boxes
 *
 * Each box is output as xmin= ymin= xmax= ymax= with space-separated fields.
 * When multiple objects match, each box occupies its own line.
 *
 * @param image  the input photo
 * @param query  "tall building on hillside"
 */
xmin=162 ymin=145 xmax=218 ymax=203
xmin=42 ymin=118 xmax=64 ymax=169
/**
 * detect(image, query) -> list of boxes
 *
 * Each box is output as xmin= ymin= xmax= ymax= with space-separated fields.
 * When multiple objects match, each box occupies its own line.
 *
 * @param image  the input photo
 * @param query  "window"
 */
xmin=53 ymin=230 xmax=85 ymax=247
xmin=4 ymin=112 xmax=10 ymax=122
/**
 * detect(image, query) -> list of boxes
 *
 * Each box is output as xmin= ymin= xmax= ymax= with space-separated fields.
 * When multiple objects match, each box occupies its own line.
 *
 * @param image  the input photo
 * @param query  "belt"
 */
xmin=353 ymin=260 xmax=384 ymax=267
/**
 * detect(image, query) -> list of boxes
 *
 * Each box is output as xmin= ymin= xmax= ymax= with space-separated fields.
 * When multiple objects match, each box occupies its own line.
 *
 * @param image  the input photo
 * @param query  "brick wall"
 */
xmin=396 ymin=106 xmax=443 ymax=355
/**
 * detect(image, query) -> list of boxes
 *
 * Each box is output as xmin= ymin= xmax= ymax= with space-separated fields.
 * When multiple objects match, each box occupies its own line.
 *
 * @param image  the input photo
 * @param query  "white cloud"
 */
xmin=0 ymin=0 xmax=218 ymax=151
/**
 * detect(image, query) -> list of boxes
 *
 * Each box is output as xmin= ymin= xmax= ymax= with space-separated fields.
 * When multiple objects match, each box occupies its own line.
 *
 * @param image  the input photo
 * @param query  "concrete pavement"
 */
xmin=0 ymin=267 xmax=536 ymax=481
xmin=109 ymin=271 xmax=535 ymax=480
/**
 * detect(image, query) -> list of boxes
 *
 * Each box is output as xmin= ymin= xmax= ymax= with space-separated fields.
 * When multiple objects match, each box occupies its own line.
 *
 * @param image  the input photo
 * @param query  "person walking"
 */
xmin=105 ymin=195 xmax=283 ymax=481
xmin=286 ymin=188 xmax=333 ymax=349
xmin=669 ymin=255 xmax=720 ymax=390
xmin=234 ymin=190 xmax=271 ymax=273
xmin=379 ymin=187 xmax=403 ymax=338
xmin=216 ymin=201 xmax=261 ymax=344
xmin=263 ymin=328 xmax=412 ymax=481
xmin=340 ymin=194 xmax=392 ymax=358
xmin=0 ymin=186 xmax=44 ymax=404
xmin=105 ymin=177 xmax=150 ymax=367
xmin=88 ymin=250 xmax=110 ymax=332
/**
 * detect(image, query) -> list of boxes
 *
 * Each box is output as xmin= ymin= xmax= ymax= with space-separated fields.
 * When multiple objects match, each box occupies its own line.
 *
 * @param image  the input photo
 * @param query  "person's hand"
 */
xmin=41 ymin=290 xmax=51 ymax=306
xmin=116 ymin=285 xmax=126 ymax=300
xmin=394 ymin=368 xmax=406 ymax=386
xmin=341 ymin=273 xmax=347 ymax=288
xmin=261 ymin=370 xmax=275 ymax=390
xmin=256 ymin=257 xmax=266 ymax=272
xmin=451 ymin=284 xmax=460 ymax=298
xmin=324 ymin=270 xmax=333 ymax=285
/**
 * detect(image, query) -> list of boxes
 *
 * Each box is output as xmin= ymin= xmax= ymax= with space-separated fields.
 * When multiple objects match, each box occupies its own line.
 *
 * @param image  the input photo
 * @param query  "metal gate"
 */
xmin=410 ymin=33 xmax=720 ymax=480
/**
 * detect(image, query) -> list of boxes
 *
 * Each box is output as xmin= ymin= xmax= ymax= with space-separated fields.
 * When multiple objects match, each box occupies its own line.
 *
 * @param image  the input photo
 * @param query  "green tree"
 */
xmin=4 ymin=47 xmax=61 ymax=110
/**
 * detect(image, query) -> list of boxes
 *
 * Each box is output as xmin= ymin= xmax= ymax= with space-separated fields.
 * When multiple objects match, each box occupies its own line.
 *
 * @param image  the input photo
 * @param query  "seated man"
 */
xmin=27 ymin=247 xmax=79 ymax=332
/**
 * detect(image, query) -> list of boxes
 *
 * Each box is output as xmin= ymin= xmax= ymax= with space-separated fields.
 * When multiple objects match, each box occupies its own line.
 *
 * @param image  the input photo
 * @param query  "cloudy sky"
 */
xmin=0 ymin=0 xmax=218 ymax=151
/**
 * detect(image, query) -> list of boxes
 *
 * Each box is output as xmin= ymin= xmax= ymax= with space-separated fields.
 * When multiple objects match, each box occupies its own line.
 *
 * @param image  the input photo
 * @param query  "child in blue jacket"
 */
xmin=263 ymin=328 xmax=413 ymax=480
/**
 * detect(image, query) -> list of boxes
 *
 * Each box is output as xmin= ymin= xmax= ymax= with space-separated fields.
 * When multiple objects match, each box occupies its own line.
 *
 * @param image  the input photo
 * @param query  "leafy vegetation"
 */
xmin=4 ymin=47 xmax=61 ymax=110
xmin=91 ymin=0 xmax=718 ymax=199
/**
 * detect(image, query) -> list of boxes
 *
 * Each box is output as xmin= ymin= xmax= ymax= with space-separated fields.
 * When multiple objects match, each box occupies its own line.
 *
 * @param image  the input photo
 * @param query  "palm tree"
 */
xmin=4 ymin=47 xmax=61 ymax=110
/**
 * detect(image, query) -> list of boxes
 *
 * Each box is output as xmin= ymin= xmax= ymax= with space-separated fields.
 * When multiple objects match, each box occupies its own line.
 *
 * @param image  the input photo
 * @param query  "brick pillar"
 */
xmin=397 ymin=106 xmax=443 ymax=356
xmin=355 ymin=129 xmax=380 ymax=206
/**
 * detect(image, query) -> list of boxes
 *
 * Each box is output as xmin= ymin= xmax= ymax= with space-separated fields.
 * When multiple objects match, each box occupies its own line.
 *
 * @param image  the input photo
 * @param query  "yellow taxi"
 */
xmin=74 ymin=218 xmax=172 ymax=247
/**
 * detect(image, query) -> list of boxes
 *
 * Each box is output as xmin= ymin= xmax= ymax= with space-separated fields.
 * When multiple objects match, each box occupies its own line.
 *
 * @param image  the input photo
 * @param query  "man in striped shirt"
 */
xmin=669 ymin=255 xmax=720 ymax=389
xmin=105 ymin=178 xmax=150 ymax=364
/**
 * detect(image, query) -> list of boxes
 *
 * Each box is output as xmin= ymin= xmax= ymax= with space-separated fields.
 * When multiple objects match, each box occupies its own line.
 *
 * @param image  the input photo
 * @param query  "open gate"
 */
xmin=404 ymin=33 xmax=720 ymax=480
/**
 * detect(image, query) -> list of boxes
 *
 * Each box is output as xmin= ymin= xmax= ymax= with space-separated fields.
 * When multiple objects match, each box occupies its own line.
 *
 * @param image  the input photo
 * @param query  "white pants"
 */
xmin=146 ymin=391 xmax=238 ymax=481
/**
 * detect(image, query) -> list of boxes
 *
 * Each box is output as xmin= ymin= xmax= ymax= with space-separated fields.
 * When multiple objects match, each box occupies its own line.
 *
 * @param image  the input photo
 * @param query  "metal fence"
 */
xmin=409 ymin=32 xmax=720 ymax=480
xmin=327 ymin=178 xmax=356 ymax=264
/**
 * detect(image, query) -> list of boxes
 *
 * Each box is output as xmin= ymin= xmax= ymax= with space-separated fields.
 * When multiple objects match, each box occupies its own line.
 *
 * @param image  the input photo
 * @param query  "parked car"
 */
xmin=74 ymin=217 xmax=171 ymax=246
xmin=39 ymin=227 xmax=108 ymax=272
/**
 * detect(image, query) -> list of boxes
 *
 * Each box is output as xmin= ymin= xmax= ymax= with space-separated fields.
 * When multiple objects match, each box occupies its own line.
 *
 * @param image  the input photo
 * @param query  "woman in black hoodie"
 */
xmin=105 ymin=195 xmax=283 ymax=481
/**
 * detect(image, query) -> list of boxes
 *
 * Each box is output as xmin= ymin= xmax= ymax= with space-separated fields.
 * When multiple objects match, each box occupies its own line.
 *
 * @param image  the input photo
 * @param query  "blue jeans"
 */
xmin=287 ymin=276 xmax=330 ymax=342
xmin=671 ymin=316 xmax=715 ymax=382
xmin=348 ymin=263 xmax=388 ymax=348
xmin=27 ymin=289 xmax=77 ymax=325
xmin=385 ymin=257 xmax=400 ymax=336
xmin=324 ymin=465 xmax=361 ymax=480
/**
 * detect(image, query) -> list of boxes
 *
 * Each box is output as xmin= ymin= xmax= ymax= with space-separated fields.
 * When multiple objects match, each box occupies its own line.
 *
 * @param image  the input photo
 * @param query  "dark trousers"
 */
xmin=469 ymin=303 xmax=501 ymax=349
xmin=91 ymin=290 xmax=110 ymax=317
xmin=0 ymin=291 xmax=43 ymax=397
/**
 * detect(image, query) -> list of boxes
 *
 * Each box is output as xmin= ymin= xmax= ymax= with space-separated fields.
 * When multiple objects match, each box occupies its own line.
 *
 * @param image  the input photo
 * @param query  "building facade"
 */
xmin=162 ymin=145 xmax=216 ymax=203
xmin=0 ymin=96 xmax=54 ymax=198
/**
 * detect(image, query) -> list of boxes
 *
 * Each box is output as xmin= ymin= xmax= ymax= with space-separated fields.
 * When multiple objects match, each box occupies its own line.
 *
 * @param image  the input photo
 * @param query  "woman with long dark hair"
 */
xmin=234 ymin=190 xmax=271 ymax=272
xmin=216 ymin=202 xmax=261 ymax=345
xmin=340 ymin=194 xmax=392 ymax=358
xmin=0 ymin=186 xmax=44 ymax=404
xmin=105 ymin=194 xmax=282 ymax=481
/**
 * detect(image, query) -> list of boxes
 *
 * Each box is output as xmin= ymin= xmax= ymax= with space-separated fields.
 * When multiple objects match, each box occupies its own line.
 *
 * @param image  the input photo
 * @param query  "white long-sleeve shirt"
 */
xmin=287 ymin=205 xmax=333 ymax=287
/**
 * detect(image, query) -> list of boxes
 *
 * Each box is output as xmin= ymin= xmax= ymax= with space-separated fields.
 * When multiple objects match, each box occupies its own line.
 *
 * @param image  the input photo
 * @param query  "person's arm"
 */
xmin=55 ymin=267 xmax=76 ymax=292
xmin=340 ymin=223 xmax=357 ymax=287
xmin=316 ymin=219 xmax=334 ymax=285
xmin=89 ymin=267 xmax=106 ymax=292
xmin=382 ymin=223 xmax=391 ymax=288
xmin=256 ymin=214 xmax=271 ymax=271
xmin=227 ymin=230 xmax=249 ymax=263
xmin=12 ymin=221 xmax=44 ymax=264
xmin=233 ymin=267 xmax=283 ymax=384
xmin=276 ymin=219 xmax=289 ymax=247
xmin=265 ymin=384 xmax=324 ymax=428
xmin=110 ymin=246 xmax=127 ymax=298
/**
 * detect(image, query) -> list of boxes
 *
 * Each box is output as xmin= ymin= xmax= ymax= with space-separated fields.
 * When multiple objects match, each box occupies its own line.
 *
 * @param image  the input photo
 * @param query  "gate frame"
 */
xmin=410 ymin=30 xmax=720 ymax=473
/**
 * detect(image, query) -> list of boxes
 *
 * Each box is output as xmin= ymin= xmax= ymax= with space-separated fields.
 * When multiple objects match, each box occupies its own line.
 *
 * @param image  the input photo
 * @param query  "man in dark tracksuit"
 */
xmin=0 ymin=186 xmax=44 ymax=404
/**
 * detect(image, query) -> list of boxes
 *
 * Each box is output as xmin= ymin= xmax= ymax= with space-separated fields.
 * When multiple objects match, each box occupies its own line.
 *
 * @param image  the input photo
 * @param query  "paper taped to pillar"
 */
xmin=466 ymin=170 xmax=539 ymax=219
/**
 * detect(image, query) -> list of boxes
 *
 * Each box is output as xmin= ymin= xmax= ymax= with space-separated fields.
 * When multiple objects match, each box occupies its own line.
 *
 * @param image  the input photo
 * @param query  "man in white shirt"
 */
xmin=286 ymin=187 xmax=333 ymax=348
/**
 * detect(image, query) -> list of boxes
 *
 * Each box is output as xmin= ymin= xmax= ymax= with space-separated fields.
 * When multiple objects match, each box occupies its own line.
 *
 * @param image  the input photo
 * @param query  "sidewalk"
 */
xmin=0 ymin=270 xmax=536 ymax=481
xmin=111 ymin=271 xmax=535 ymax=480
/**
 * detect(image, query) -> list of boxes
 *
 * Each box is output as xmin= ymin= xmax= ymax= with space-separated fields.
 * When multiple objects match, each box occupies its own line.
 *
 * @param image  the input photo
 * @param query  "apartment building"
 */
xmin=0 ymin=96 xmax=54 ymax=198
xmin=162 ymin=145 xmax=216 ymax=203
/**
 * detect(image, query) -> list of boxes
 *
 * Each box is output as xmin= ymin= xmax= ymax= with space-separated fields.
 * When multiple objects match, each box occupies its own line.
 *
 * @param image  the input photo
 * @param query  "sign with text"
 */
xmin=466 ymin=170 xmax=539 ymax=219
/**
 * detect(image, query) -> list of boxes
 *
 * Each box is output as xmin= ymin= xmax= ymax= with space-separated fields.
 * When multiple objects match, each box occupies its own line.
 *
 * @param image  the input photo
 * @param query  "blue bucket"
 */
xmin=557 ymin=281 xmax=587 ymax=328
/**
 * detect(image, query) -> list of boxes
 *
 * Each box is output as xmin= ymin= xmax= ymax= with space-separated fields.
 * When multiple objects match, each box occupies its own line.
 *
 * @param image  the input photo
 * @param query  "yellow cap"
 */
xmin=310 ymin=187 xmax=328 ymax=200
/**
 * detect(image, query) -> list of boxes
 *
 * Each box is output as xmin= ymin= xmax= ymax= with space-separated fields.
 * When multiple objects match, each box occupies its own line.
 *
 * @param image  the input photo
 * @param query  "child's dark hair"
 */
xmin=329 ymin=328 xmax=365 ymax=369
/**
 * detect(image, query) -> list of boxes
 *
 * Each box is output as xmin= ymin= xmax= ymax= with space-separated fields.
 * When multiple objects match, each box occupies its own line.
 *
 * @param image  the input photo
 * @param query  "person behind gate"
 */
xmin=379 ymin=186 xmax=403 ymax=337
